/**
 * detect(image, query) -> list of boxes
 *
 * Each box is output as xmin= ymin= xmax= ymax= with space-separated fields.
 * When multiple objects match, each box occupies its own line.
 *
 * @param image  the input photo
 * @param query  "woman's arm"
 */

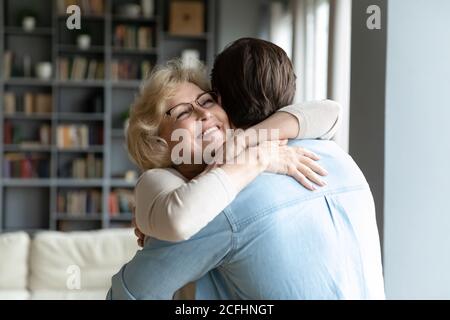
xmin=277 ymin=100 xmax=342 ymax=140
xmin=217 ymin=100 xmax=342 ymax=164
xmin=135 ymin=141 xmax=326 ymax=243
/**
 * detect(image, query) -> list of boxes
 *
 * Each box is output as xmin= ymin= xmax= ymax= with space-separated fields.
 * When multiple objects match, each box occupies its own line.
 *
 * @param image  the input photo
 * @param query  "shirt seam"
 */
xmin=234 ymin=184 xmax=370 ymax=228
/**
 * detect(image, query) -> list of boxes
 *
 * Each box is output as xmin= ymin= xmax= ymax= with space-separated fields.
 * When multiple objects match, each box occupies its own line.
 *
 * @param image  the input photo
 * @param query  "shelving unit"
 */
xmin=0 ymin=0 xmax=217 ymax=232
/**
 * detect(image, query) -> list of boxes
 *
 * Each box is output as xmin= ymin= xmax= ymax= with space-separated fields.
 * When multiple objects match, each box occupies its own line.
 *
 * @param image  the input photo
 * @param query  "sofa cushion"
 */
xmin=29 ymin=228 xmax=138 ymax=293
xmin=0 ymin=231 xmax=30 ymax=290
xmin=30 ymin=289 xmax=108 ymax=300
xmin=0 ymin=290 xmax=30 ymax=300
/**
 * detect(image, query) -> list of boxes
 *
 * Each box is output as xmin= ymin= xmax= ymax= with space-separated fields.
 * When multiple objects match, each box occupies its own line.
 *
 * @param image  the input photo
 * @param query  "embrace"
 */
xmin=107 ymin=38 xmax=385 ymax=300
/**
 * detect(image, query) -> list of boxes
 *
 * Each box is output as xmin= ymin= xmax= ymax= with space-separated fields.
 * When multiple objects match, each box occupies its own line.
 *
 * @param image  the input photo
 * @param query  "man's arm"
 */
xmin=108 ymin=213 xmax=233 ymax=300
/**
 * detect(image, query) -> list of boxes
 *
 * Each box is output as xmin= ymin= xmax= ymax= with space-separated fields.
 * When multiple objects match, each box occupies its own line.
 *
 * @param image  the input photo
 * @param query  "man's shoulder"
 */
xmin=225 ymin=139 xmax=370 ymax=225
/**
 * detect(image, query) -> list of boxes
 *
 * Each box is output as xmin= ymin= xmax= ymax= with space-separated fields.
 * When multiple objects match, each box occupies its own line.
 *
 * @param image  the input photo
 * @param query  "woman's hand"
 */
xmin=131 ymin=206 xmax=145 ymax=248
xmin=258 ymin=141 xmax=329 ymax=191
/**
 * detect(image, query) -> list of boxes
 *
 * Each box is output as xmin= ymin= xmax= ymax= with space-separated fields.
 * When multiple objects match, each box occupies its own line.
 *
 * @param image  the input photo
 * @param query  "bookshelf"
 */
xmin=0 ymin=0 xmax=217 ymax=232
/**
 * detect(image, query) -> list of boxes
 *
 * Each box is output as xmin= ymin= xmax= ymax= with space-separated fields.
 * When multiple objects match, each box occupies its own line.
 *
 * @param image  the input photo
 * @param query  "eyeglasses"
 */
xmin=165 ymin=91 xmax=218 ymax=121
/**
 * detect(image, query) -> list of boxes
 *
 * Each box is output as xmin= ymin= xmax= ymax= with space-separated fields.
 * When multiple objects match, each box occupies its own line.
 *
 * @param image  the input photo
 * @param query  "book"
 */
xmin=35 ymin=94 xmax=53 ymax=113
xmin=3 ymin=51 xmax=13 ymax=79
xmin=4 ymin=93 xmax=16 ymax=114
xmin=24 ymin=93 xmax=34 ymax=115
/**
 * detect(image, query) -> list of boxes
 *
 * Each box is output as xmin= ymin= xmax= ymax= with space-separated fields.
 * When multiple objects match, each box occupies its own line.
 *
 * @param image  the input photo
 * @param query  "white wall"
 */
xmin=384 ymin=0 xmax=450 ymax=299
xmin=216 ymin=0 xmax=268 ymax=51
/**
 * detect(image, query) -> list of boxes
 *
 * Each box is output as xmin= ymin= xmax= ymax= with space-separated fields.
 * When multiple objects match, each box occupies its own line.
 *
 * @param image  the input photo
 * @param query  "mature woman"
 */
xmin=126 ymin=59 xmax=341 ymax=244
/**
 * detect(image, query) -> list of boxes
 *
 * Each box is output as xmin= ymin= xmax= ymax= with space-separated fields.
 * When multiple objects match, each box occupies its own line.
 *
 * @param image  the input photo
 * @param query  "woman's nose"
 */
xmin=194 ymin=106 xmax=211 ymax=120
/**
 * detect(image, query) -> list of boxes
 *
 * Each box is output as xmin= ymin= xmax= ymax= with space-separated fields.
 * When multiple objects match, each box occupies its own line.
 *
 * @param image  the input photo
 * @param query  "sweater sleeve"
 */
xmin=278 ymin=99 xmax=342 ymax=140
xmin=135 ymin=167 xmax=237 ymax=242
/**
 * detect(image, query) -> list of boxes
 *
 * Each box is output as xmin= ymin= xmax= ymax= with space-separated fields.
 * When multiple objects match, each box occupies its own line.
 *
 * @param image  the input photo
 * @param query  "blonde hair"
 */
xmin=126 ymin=59 xmax=211 ymax=171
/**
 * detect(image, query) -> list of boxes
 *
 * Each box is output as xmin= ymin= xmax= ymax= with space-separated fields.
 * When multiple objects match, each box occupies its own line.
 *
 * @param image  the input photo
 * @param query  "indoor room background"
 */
xmin=0 ymin=0 xmax=449 ymax=300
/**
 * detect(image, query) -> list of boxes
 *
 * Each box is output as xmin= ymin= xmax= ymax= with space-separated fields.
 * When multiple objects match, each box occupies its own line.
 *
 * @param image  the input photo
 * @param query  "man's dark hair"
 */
xmin=211 ymin=37 xmax=296 ymax=128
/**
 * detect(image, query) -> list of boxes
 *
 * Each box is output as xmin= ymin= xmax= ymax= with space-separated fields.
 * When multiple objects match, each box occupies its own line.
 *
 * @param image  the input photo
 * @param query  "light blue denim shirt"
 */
xmin=107 ymin=140 xmax=385 ymax=300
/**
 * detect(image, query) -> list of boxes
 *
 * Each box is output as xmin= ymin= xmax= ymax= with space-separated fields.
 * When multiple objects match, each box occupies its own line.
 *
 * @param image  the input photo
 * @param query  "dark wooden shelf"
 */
xmin=57 ymin=14 xmax=105 ymax=21
xmin=112 ymin=47 xmax=157 ymax=55
xmin=163 ymin=32 xmax=211 ymax=41
xmin=56 ymin=80 xmax=105 ymax=87
xmin=55 ymin=214 xmax=103 ymax=221
xmin=110 ymin=214 xmax=133 ymax=221
xmin=4 ymin=27 xmax=53 ymax=36
xmin=3 ymin=113 xmax=53 ymax=120
xmin=110 ymin=179 xmax=136 ymax=188
xmin=57 ymin=113 xmax=105 ymax=121
xmin=2 ymin=179 xmax=52 ymax=187
xmin=57 ymin=44 xmax=105 ymax=54
xmin=3 ymin=144 xmax=52 ymax=152
xmin=112 ymin=15 xmax=158 ymax=23
xmin=56 ymin=146 xmax=105 ymax=153
xmin=4 ymin=78 xmax=53 ymax=86
xmin=56 ymin=179 xmax=104 ymax=187
xmin=111 ymin=80 xmax=142 ymax=88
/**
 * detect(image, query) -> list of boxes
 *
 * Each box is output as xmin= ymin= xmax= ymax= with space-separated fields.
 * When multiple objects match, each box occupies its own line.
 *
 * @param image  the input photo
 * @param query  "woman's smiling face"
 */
xmin=158 ymin=82 xmax=230 ymax=166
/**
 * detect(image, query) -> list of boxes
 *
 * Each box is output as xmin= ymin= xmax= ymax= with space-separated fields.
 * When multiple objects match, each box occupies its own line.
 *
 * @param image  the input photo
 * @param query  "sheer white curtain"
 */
xmin=269 ymin=0 xmax=352 ymax=151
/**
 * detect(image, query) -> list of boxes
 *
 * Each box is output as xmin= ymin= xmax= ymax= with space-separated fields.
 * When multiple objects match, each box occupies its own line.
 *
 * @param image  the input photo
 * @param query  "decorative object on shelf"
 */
xmin=22 ymin=16 xmax=36 ymax=31
xmin=117 ymin=4 xmax=141 ymax=18
xmin=141 ymin=0 xmax=155 ymax=18
xmin=169 ymin=0 xmax=205 ymax=36
xmin=18 ymin=9 xmax=37 ymax=31
xmin=77 ymin=34 xmax=92 ymax=50
xmin=181 ymin=49 xmax=201 ymax=68
xmin=35 ymin=62 xmax=52 ymax=80
xmin=125 ymin=170 xmax=137 ymax=183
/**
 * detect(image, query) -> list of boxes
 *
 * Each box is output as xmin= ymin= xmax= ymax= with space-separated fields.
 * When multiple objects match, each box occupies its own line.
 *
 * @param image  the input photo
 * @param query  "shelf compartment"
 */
xmin=4 ymin=78 xmax=53 ymax=87
xmin=57 ymin=113 xmax=105 ymax=121
xmin=110 ymin=179 xmax=136 ymax=188
xmin=3 ymin=144 xmax=52 ymax=152
xmin=4 ymin=27 xmax=53 ymax=37
xmin=3 ymin=113 xmax=53 ymax=120
xmin=56 ymin=179 xmax=104 ymax=187
xmin=112 ymin=47 xmax=157 ymax=55
xmin=55 ymin=214 xmax=103 ymax=221
xmin=57 ymin=146 xmax=104 ymax=153
xmin=2 ymin=179 xmax=52 ymax=187
xmin=57 ymin=44 xmax=105 ymax=54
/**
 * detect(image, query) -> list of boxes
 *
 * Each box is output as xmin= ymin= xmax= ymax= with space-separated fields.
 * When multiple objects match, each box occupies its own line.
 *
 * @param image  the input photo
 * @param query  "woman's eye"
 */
xmin=202 ymin=99 xmax=214 ymax=107
xmin=176 ymin=111 xmax=190 ymax=120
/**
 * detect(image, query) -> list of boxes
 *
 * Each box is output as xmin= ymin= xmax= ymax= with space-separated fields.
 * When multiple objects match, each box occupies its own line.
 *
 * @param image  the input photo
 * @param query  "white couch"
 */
xmin=0 ymin=229 xmax=139 ymax=300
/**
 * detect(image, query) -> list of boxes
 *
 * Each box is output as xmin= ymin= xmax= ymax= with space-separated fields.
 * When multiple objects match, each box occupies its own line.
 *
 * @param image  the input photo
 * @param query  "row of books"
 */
xmin=69 ymin=155 xmax=103 ymax=179
xmin=111 ymin=59 xmax=152 ymax=80
xmin=108 ymin=189 xmax=134 ymax=216
xmin=57 ymin=0 xmax=104 ymax=16
xmin=58 ymin=57 xmax=105 ymax=81
xmin=4 ymin=92 xmax=52 ymax=115
xmin=113 ymin=25 xmax=154 ymax=50
xmin=57 ymin=124 xmax=103 ymax=149
xmin=3 ymin=153 xmax=50 ymax=178
xmin=57 ymin=190 xmax=103 ymax=215
xmin=4 ymin=121 xmax=51 ymax=146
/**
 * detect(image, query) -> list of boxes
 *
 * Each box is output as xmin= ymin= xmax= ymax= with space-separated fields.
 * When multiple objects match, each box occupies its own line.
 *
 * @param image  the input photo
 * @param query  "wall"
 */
xmin=216 ymin=0 xmax=268 ymax=51
xmin=349 ymin=0 xmax=387 ymax=245
xmin=384 ymin=0 xmax=450 ymax=299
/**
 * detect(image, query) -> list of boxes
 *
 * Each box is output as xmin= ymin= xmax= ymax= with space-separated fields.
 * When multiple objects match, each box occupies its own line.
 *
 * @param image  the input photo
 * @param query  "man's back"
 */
xmin=108 ymin=140 xmax=384 ymax=300
xmin=196 ymin=140 xmax=385 ymax=299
